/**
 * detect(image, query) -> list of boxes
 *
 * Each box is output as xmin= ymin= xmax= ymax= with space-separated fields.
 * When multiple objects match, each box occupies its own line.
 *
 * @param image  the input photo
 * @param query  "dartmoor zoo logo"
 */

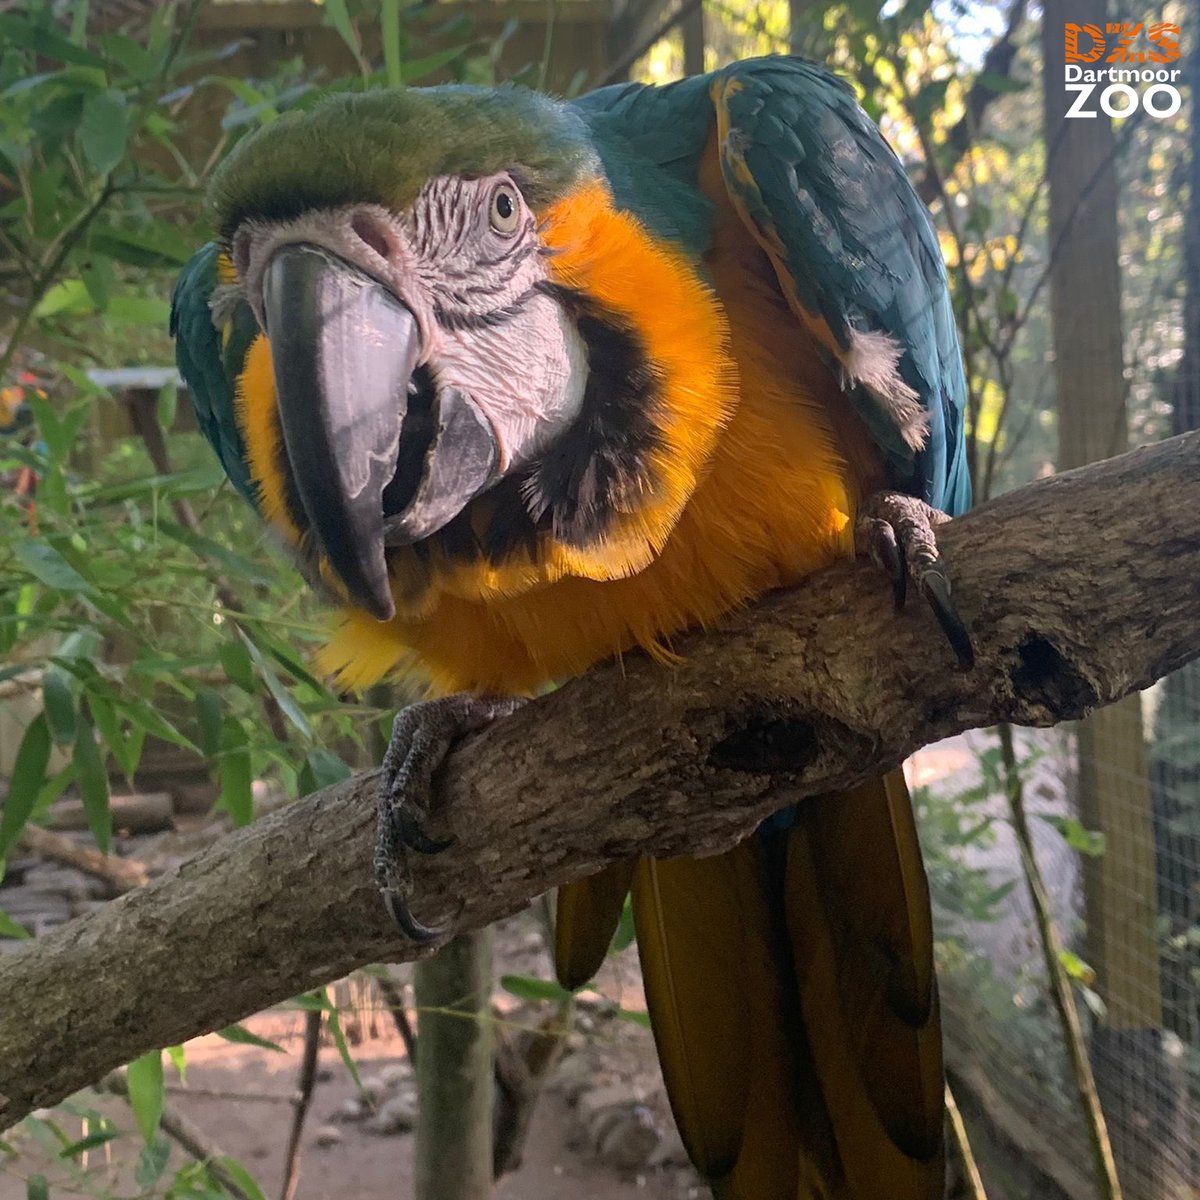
xmin=1063 ymin=21 xmax=1183 ymax=118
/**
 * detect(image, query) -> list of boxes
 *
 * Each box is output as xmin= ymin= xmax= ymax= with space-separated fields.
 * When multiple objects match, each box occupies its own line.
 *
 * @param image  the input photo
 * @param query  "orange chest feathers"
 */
xmin=239 ymin=167 xmax=882 ymax=697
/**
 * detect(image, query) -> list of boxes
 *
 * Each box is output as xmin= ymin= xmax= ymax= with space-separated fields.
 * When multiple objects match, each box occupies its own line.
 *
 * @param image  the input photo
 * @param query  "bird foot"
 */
xmin=377 ymin=693 xmax=526 ymax=942
xmin=855 ymin=491 xmax=975 ymax=670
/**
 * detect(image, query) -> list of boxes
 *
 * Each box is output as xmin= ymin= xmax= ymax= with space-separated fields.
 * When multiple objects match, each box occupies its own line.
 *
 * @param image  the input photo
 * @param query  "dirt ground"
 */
xmin=0 ymin=907 xmax=702 ymax=1200
xmin=0 ymin=739 xmax=999 ymax=1200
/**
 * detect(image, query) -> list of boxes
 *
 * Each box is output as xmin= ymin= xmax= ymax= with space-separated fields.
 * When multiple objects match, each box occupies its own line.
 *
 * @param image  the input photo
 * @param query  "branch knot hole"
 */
xmin=707 ymin=705 xmax=820 ymax=774
xmin=1012 ymin=633 xmax=1098 ymax=718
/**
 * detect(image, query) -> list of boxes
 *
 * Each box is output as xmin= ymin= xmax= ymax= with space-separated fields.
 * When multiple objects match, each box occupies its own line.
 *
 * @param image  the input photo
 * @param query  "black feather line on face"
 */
xmin=521 ymin=282 xmax=664 ymax=549
xmin=416 ymin=286 xmax=665 ymax=573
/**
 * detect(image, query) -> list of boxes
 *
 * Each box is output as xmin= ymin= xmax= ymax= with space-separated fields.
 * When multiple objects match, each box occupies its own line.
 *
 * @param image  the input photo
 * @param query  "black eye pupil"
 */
xmin=495 ymin=192 xmax=514 ymax=220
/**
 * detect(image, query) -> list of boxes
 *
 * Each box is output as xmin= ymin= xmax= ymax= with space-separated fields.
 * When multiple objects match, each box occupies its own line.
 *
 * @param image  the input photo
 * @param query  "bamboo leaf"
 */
xmin=217 ymin=1024 xmax=285 ymax=1053
xmin=125 ymin=1051 xmax=164 ymax=1143
xmin=73 ymin=715 xmax=111 ymax=853
xmin=0 ymin=911 xmax=31 ymax=939
xmin=298 ymin=749 xmax=351 ymax=797
xmin=500 ymin=974 xmax=573 ymax=1003
xmin=42 ymin=670 xmax=77 ymax=746
xmin=217 ymin=717 xmax=252 ymax=827
xmin=0 ymin=715 xmax=51 ymax=859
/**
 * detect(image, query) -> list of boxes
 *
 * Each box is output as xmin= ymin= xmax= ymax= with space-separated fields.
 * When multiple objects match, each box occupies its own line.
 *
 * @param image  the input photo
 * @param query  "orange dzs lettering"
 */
xmin=1147 ymin=22 xmax=1181 ymax=63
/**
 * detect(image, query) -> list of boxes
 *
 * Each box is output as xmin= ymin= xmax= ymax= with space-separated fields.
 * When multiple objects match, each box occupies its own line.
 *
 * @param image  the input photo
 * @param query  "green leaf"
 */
xmin=159 ymin=521 xmax=276 ymax=588
xmin=239 ymin=629 xmax=311 ymax=738
xmin=87 ymin=690 xmax=138 ymax=780
xmin=135 ymin=1136 xmax=171 ymax=1187
xmin=400 ymin=46 xmax=467 ymax=84
xmin=219 ymin=639 xmax=257 ymax=692
xmin=1058 ymin=949 xmax=1095 ymax=984
xmin=912 ymin=77 xmax=951 ymax=125
xmin=80 ymin=254 xmax=115 ymax=310
xmin=58 ymin=1128 xmax=121 ymax=1157
xmin=15 ymin=540 xmax=94 ymax=593
xmin=157 ymin=381 xmax=178 ymax=431
xmin=322 ymin=0 xmax=363 ymax=68
xmin=107 ymin=293 xmax=172 ymax=326
xmin=323 ymin=995 xmax=360 ymax=1088
xmin=262 ymin=637 xmax=328 ymax=695
xmin=195 ymin=688 xmax=224 ymax=760
xmin=165 ymin=1044 xmax=187 ymax=1082
xmin=33 ymin=278 xmax=94 ymax=319
xmin=211 ymin=1158 xmax=268 ymax=1200
xmin=288 ymin=993 xmax=327 ymax=1012
xmin=25 ymin=392 xmax=64 ymax=462
xmin=97 ymin=32 xmax=155 ymax=78
xmin=217 ymin=717 xmax=252 ymax=826
xmin=1046 ymin=815 xmax=1107 ymax=857
xmin=0 ymin=715 xmax=51 ymax=859
xmin=0 ymin=13 xmax=107 ymax=66
xmin=126 ymin=1051 xmax=164 ymax=1143
xmin=25 ymin=1175 xmax=48 ymax=1200
xmin=0 ymin=911 xmax=31 ymax=939
xmin=42 ymin=671 xmax=77 ymax=746
xmin=610 ymin=895 xmax=636 ymax=954
xmin=74 ymin=716 xmax=111 ymax=853
xmin=217 ymin=1024 xmax=285 ymax=1053
xmin=89 ymin=222 xmax=193 ymax=268
xmin=615 ymin=1007 xmax=651 ymax=1029
xmin=500 ymin=974 xmax=574 ymax=1003
xmin=79 ymin=89 xmax=129 ymax=175
xmin=298 ymin=749 xmax=351 ymax=798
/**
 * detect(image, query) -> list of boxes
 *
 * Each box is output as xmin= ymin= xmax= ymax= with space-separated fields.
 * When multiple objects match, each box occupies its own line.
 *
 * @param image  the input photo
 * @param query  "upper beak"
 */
xmin=261 ymin=244 xmax=498 ymax=621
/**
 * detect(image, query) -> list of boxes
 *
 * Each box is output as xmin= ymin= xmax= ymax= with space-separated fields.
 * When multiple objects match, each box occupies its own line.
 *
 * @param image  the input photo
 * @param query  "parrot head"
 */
xmin=210 ymin=86 xmax=731 ymax=623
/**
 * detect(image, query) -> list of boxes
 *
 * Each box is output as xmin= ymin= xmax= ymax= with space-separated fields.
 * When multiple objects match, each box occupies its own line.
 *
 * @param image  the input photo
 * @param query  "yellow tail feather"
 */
xmin=554 ymin=860 xmax=638 ymax=992
xmin=630 ymin=770 xmax=944 ymax=1200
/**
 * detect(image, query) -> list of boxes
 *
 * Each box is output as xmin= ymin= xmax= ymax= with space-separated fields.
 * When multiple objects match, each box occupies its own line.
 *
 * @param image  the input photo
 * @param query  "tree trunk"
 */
xmin=1040 ymin=3 xmax=1178 ymax=1196
xmin=414 ymin=931 xmax=495 ymax=1200
xmin=681 ymin=0 xmax=705 ymax=75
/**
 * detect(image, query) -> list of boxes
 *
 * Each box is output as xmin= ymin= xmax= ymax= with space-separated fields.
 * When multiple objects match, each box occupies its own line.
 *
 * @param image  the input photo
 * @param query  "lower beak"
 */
xmin=262 ymin=245 xmax=498 ymax=621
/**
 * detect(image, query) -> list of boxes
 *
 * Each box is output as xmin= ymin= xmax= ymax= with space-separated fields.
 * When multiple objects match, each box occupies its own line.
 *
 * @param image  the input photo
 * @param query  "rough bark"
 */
xmin=0 ymin=432 xmax=1198 ymax=1131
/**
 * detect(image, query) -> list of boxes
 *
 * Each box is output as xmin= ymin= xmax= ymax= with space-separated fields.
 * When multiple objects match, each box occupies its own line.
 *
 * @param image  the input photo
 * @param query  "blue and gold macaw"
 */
xmin=173 ymin=56 xmax=972 ymax=1200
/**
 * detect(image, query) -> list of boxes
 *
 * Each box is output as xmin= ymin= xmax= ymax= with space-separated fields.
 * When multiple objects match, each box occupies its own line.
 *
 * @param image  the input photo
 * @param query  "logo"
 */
xmin=1063 ymin=21 xmax=1183 ymax=118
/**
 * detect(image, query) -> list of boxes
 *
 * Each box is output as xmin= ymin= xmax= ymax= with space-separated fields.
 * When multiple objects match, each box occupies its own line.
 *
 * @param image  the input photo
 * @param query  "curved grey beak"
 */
xmin=262 ymin=245 xmax=503 ymax=619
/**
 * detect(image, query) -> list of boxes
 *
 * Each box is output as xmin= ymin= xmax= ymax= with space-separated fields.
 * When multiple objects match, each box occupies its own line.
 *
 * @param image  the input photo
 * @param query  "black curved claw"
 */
xmin=920 ymin=569 xmax=975 ymax=671
xmin=882 ymin=531 xmax=906 ymax=611
xmin=383 ymin=891 xmax=447 ymax=944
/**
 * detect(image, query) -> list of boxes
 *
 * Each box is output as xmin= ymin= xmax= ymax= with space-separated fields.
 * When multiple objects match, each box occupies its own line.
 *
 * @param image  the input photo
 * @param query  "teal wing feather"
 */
xmin=711 ymin=57 xmax=970 ymax=515
xmin=577 ymin=58 xmax=970 ymax=517
xmin=170 ymin=242 xmax=259 ymax=508
xmin=572 ymin=75 xmax=717 ymax=260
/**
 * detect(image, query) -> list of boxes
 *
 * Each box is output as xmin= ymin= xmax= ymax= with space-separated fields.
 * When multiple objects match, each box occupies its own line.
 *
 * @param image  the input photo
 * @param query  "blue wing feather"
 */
xmin=170 ymin=241 xmax=259 ymax=509
xmin=576 ymin=58 xmax=971 ymax=517
xmin=713 ymin=58 xmax=970 ymax=515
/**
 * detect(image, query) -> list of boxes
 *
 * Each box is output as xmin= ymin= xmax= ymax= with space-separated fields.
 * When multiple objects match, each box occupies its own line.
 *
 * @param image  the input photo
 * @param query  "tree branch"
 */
xmin=2 ymin=432 xmax=1199 ymax=1130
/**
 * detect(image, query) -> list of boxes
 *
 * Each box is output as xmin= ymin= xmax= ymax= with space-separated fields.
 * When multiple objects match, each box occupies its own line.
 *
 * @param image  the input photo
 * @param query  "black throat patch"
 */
xmin=520 ymin=282 xmax=664 ymax=549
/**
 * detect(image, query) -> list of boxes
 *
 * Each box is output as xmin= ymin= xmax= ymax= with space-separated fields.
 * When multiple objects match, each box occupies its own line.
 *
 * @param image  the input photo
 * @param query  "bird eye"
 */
xmin=489 ymin=184 xmax=521 ymax=235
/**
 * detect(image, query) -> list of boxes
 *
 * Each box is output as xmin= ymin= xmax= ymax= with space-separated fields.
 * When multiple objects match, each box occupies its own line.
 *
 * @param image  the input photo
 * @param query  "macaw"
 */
xmin=172 ymin=55 xmax=972 ymax=1200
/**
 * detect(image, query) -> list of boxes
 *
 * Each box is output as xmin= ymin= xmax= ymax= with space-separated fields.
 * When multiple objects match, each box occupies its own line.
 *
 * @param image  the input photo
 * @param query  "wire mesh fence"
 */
xmin=911 ymin=683 xmax=1200 ymax=1199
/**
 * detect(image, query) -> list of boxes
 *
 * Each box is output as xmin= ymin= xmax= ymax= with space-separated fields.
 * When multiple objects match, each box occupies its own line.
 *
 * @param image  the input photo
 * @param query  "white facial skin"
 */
xmin=230 ymin=174 xmax=587 ymax=473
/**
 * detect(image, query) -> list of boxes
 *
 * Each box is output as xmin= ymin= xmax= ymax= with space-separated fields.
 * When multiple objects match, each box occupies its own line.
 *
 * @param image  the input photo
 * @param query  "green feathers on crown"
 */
xmin=210 ymin=85 xmax=600 ymax=235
